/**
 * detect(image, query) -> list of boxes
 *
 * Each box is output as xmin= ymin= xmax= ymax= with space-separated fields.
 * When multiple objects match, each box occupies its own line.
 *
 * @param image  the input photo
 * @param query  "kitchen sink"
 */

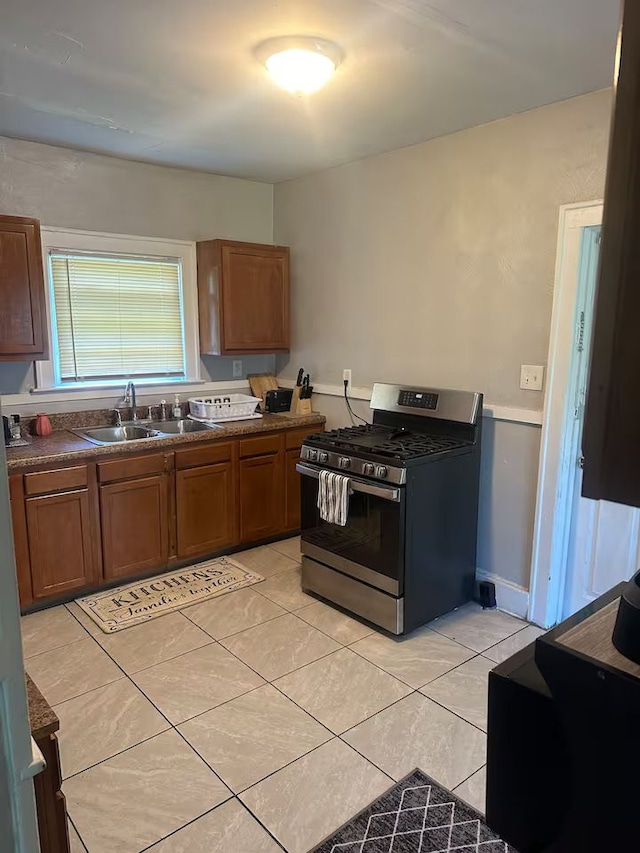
xmin=75 ymin=418 xmax=221 ymax=445
xmin=152 ymin=419 xmax=221 ymax=434
xmin=75 ymin=424 xmax=163 ymax=445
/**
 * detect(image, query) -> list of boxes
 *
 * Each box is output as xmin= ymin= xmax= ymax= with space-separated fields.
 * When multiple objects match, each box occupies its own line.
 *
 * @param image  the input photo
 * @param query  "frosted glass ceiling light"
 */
xmin=256 ymin=37 xmax=343 ymax=95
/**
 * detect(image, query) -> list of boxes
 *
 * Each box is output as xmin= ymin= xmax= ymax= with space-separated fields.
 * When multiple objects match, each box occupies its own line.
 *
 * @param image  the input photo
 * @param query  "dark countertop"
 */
xmin=6 ymin=411 xmax=325 ymax=471
xmin=26 ymin=674 xmax=58 ymax=739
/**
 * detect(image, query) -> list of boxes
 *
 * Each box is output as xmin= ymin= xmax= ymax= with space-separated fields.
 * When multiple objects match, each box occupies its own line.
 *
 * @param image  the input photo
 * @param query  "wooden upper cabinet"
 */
xmin=582 ymin=1 xmax=640 ymax=506
xmin=0 ymin=214 xmax=48 ymax=360
xmin=197 ymin=239 xmax=290 ymax=355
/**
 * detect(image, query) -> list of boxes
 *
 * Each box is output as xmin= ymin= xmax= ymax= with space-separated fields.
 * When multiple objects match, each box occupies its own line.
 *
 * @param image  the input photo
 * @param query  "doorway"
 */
xmin=529 ymin=202 xmax=640 ymax=627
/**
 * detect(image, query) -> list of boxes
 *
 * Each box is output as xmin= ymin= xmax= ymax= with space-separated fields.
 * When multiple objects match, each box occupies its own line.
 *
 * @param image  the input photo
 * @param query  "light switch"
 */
xmin=520 ymin=364 xmax=544 ymax=391
xmin=232 ymin=360 xmax=243 ymax=378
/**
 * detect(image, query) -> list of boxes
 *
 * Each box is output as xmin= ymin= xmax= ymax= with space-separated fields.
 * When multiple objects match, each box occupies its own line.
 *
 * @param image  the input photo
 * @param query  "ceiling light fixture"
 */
xmin=255 ymin=36 xmax=343 ymax=95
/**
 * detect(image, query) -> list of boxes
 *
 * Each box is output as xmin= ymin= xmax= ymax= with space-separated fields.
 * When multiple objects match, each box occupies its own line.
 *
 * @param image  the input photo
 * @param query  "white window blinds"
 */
xmin=49 ymin=252 xmax=186 ymax=383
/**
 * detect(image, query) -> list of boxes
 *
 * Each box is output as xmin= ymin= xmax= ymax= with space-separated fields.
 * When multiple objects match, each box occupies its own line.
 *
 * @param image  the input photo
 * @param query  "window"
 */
xmin=49 ymin=252 xmax=185 ymax=383
xmin=36 ymin=228 xmax=200 ymax=392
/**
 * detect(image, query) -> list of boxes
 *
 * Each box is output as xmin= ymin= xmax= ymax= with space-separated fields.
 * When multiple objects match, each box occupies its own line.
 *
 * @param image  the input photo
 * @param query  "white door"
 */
xmin=0 ymin=400 xmax=41 ymax=852
xmin=562 ymin=227 xmax=640 ymax=618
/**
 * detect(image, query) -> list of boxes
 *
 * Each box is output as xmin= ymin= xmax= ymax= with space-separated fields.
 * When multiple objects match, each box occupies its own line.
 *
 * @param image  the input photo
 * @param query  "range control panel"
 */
xmin=398 ymin=389 xmax=439 ymax=410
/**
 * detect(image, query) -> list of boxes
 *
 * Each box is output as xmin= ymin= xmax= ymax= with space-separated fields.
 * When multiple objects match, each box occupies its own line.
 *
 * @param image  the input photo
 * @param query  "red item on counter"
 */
xmin=34 ymin=413 xmax=53 ymax=437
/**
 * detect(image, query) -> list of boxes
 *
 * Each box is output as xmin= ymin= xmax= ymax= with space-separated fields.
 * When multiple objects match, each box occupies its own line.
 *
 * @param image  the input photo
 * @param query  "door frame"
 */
xmin=528 ymin=200 xmax=603 ymax=628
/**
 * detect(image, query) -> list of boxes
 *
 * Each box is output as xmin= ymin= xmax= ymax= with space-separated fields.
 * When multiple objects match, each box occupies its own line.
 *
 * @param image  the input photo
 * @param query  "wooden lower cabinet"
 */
xmin=285 ymin=448 xmax=303 ymax=531
xmin=26 ymin=489 xmax=96 ymax=600
xmin=176 ymin=461 xmax=237 ymax=559
xmin=239 ymin=453 xmax=285 ymax=543
xmin=100 ymin=474 xmax=170 ymax=580
xmin=13 ymin=424 xmax=322 ymax=609
xmin=34 ymin=732 xmax=70 ymax=853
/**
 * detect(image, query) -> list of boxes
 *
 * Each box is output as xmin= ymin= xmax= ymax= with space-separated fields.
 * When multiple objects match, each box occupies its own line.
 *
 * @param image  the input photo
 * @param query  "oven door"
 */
xmin=297 ymin=462 xmax=405 ymax=595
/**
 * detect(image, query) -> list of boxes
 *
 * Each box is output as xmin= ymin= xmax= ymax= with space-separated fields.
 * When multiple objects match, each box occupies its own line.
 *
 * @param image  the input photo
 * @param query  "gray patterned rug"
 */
xmin=311 ymin=769 xmax=518 ymax=852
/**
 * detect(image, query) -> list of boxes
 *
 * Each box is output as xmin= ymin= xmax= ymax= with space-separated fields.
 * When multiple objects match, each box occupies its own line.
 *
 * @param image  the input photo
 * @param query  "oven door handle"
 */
xmin=296 ymin=463 xmax=402 ymax=503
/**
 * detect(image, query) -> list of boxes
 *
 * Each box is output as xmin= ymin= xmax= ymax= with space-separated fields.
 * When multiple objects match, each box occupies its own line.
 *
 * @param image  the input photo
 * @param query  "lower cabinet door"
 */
xmin=100 ymin=474 xmax=169 ymax=580
xmin=176 ymin=461 xmax=237 ymax=559
xmin=239 ymin=453 xmax=284 ymax=543
xmin=26 ymin=489 xmax=96 ymax=600
xmin=285 ymin=448 xmax=302 ymax=531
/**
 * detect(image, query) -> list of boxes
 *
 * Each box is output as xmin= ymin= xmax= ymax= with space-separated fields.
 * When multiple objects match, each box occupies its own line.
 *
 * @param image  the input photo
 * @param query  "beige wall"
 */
xmin=275 ymin=90 xmax=612 ymax=590
xmin=0 ymin=136 xmax=275 ymax=396
xmin=274 ymin=89 xmax=611 ymax=407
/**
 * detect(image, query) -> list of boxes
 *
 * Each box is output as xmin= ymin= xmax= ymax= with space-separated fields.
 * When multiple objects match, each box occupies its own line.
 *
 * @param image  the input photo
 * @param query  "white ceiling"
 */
xmin=0 ymin=0 xmax=619 ymax=183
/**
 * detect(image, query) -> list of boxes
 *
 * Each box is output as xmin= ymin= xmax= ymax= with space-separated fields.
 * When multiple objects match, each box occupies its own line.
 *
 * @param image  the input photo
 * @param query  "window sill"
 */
xmin=1 ymin=379 xmax=251 ymax=410
xmin=31 ymin=378 xmax=204 ymax=395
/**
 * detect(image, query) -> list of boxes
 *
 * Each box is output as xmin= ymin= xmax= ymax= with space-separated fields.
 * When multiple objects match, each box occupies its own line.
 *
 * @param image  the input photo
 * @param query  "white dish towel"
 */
xmin=317 ymin=469 xmax=351 ymax=526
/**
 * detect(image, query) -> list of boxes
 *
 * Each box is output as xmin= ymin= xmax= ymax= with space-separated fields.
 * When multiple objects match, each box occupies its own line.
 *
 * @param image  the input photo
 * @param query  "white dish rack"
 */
xmin=188 ymin=394 xmax=261 ymax=422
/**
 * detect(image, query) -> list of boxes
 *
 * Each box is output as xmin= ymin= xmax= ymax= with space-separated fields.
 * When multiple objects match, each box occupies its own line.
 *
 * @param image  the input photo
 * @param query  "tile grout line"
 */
xmin=44 ymin=554 xmax=502 ymax=849
xmin=137 ymin=800 xmax=288 ymax=853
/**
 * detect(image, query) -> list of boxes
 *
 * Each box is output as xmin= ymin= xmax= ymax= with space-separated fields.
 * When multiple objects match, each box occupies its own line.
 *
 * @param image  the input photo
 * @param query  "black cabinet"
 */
xmin=583 ymin=2 xmax=640 ymax=506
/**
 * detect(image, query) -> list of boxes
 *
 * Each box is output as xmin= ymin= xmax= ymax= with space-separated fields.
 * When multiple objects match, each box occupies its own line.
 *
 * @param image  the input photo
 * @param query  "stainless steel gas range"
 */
xmin=297 ymin=383 xmax=483 ymax=635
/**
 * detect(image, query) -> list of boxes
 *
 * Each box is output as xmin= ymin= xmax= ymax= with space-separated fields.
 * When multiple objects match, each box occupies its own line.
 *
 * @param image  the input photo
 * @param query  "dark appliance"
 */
xmin=298 ymin=383 xmax=482 ymax=634
xmin=3 ymin=415 xmax=11 ymax=447
xmin=264 ymin=388 xmax=294 ymax=413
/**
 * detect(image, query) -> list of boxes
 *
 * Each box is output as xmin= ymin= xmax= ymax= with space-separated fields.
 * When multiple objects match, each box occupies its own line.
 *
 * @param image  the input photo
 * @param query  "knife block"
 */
xmin=290 ymin=386 xmax=312 ymax=415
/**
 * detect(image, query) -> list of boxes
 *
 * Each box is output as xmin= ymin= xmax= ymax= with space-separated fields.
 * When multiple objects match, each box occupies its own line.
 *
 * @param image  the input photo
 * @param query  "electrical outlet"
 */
xmin=520 ymin=364 xmax=544 ymax=391
xmin=343 ymin=369 xmax=352 ymax=387
xmin=232 ymin=360 xmax=243 ymax=378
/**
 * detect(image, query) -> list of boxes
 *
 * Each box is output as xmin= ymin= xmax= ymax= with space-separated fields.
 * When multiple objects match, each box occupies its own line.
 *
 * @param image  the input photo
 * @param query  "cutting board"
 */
xmin=247 ymin=373 xmax=278 ymax=410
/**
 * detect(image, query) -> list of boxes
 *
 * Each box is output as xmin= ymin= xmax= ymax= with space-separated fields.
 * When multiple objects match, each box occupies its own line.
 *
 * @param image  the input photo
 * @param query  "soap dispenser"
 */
xmin=172 ymin=394 xmax=182 ymax=419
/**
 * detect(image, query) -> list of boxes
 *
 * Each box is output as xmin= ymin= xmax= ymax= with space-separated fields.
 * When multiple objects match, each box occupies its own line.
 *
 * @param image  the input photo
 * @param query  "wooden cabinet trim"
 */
xmin=175 ymin=441 xmax=234 ymax=470
xmin=98 ymin=452 xmax=170 ymax=483
xmin=285 ymin=427 xmax=319 ymax=451
xmin=9 ymin=474 xmax=33 ymax=607
xmin=239 ymin=434 xmax=282 ymax=459
xmin=284 ymin=447 xmax=303 ymax=531
xmin=24 ymin=466 xmax=88 ymax=496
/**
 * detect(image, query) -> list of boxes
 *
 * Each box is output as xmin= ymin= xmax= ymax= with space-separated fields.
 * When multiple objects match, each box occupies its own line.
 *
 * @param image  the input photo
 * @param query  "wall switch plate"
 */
xmin=520 ymin=364 xmax=544 ymax=391
xmin=232 ymin=360 xmax=243 ymax=378
xmin=343 ymin=369 xmax=352 ymax=387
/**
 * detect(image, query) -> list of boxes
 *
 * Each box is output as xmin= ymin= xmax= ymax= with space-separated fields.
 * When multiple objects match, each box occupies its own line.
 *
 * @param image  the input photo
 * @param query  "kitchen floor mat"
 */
xmin=311 ymin=768 xmax=518 ymax=852
xmin=75 ymin=557 xmax=264 ymax=633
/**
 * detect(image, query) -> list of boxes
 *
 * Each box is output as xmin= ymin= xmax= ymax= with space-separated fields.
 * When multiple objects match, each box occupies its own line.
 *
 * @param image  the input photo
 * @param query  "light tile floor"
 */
xmin=21 ymin=537 xmax=540 ymax=853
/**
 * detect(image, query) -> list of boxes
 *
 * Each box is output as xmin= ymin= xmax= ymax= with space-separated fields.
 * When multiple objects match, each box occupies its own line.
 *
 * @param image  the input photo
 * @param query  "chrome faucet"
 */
xmin=123 ymin=381 xmax=137 ymax=421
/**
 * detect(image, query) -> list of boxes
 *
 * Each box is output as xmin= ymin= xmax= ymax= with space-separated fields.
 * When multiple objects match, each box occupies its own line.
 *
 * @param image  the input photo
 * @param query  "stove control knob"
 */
xmin=376 ymin=465 xmax=388 ymax=479
xmin=363 ymin=462 xmax=375 ymax=476
xmin=308 ymin=449 xmax=318 ymax=462
xmin=319 ymin=452 xmax=329 ymax=463
xmin=339 ymin=457 xmax=351 ymax=469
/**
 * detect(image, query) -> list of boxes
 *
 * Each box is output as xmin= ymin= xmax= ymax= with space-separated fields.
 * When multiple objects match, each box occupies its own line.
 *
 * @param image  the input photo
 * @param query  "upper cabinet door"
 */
xmin=0 ymin=215 xmax=48 ymax=360
xmin=197 ymin=239 xmax=290 ymax=355
xmin=582 ymin=2 xmax=640 ymax=507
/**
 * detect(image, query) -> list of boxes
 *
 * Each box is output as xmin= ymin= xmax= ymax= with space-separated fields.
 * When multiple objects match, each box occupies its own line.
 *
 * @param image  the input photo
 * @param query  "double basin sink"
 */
xmin=75 ymin=419 xmax=222 ymax=446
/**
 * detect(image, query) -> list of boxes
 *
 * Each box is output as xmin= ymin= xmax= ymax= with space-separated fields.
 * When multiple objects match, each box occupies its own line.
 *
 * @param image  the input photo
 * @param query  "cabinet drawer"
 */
xmin=285 ymin=427 xmax=320 ymax=451
xmin=98 ymin=452 xmax=169 ymax=483
xmin=175 ymin=441 xmax=234 ymax=470
xmin=24 ymin=465 xmax=88 ymax=496
xmin=239 ymin=434 xmax=282 ymax=458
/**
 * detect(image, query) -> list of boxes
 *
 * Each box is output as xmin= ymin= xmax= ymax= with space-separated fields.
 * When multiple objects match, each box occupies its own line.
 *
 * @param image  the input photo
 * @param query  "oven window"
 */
xmin=301 ymin=477 xmax=404 ymax=582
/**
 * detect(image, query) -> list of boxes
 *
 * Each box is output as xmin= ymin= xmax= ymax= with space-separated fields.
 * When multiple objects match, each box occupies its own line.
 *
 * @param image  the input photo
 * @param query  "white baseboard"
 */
xmin=476 ymin=570 xmax=530 ymax=620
